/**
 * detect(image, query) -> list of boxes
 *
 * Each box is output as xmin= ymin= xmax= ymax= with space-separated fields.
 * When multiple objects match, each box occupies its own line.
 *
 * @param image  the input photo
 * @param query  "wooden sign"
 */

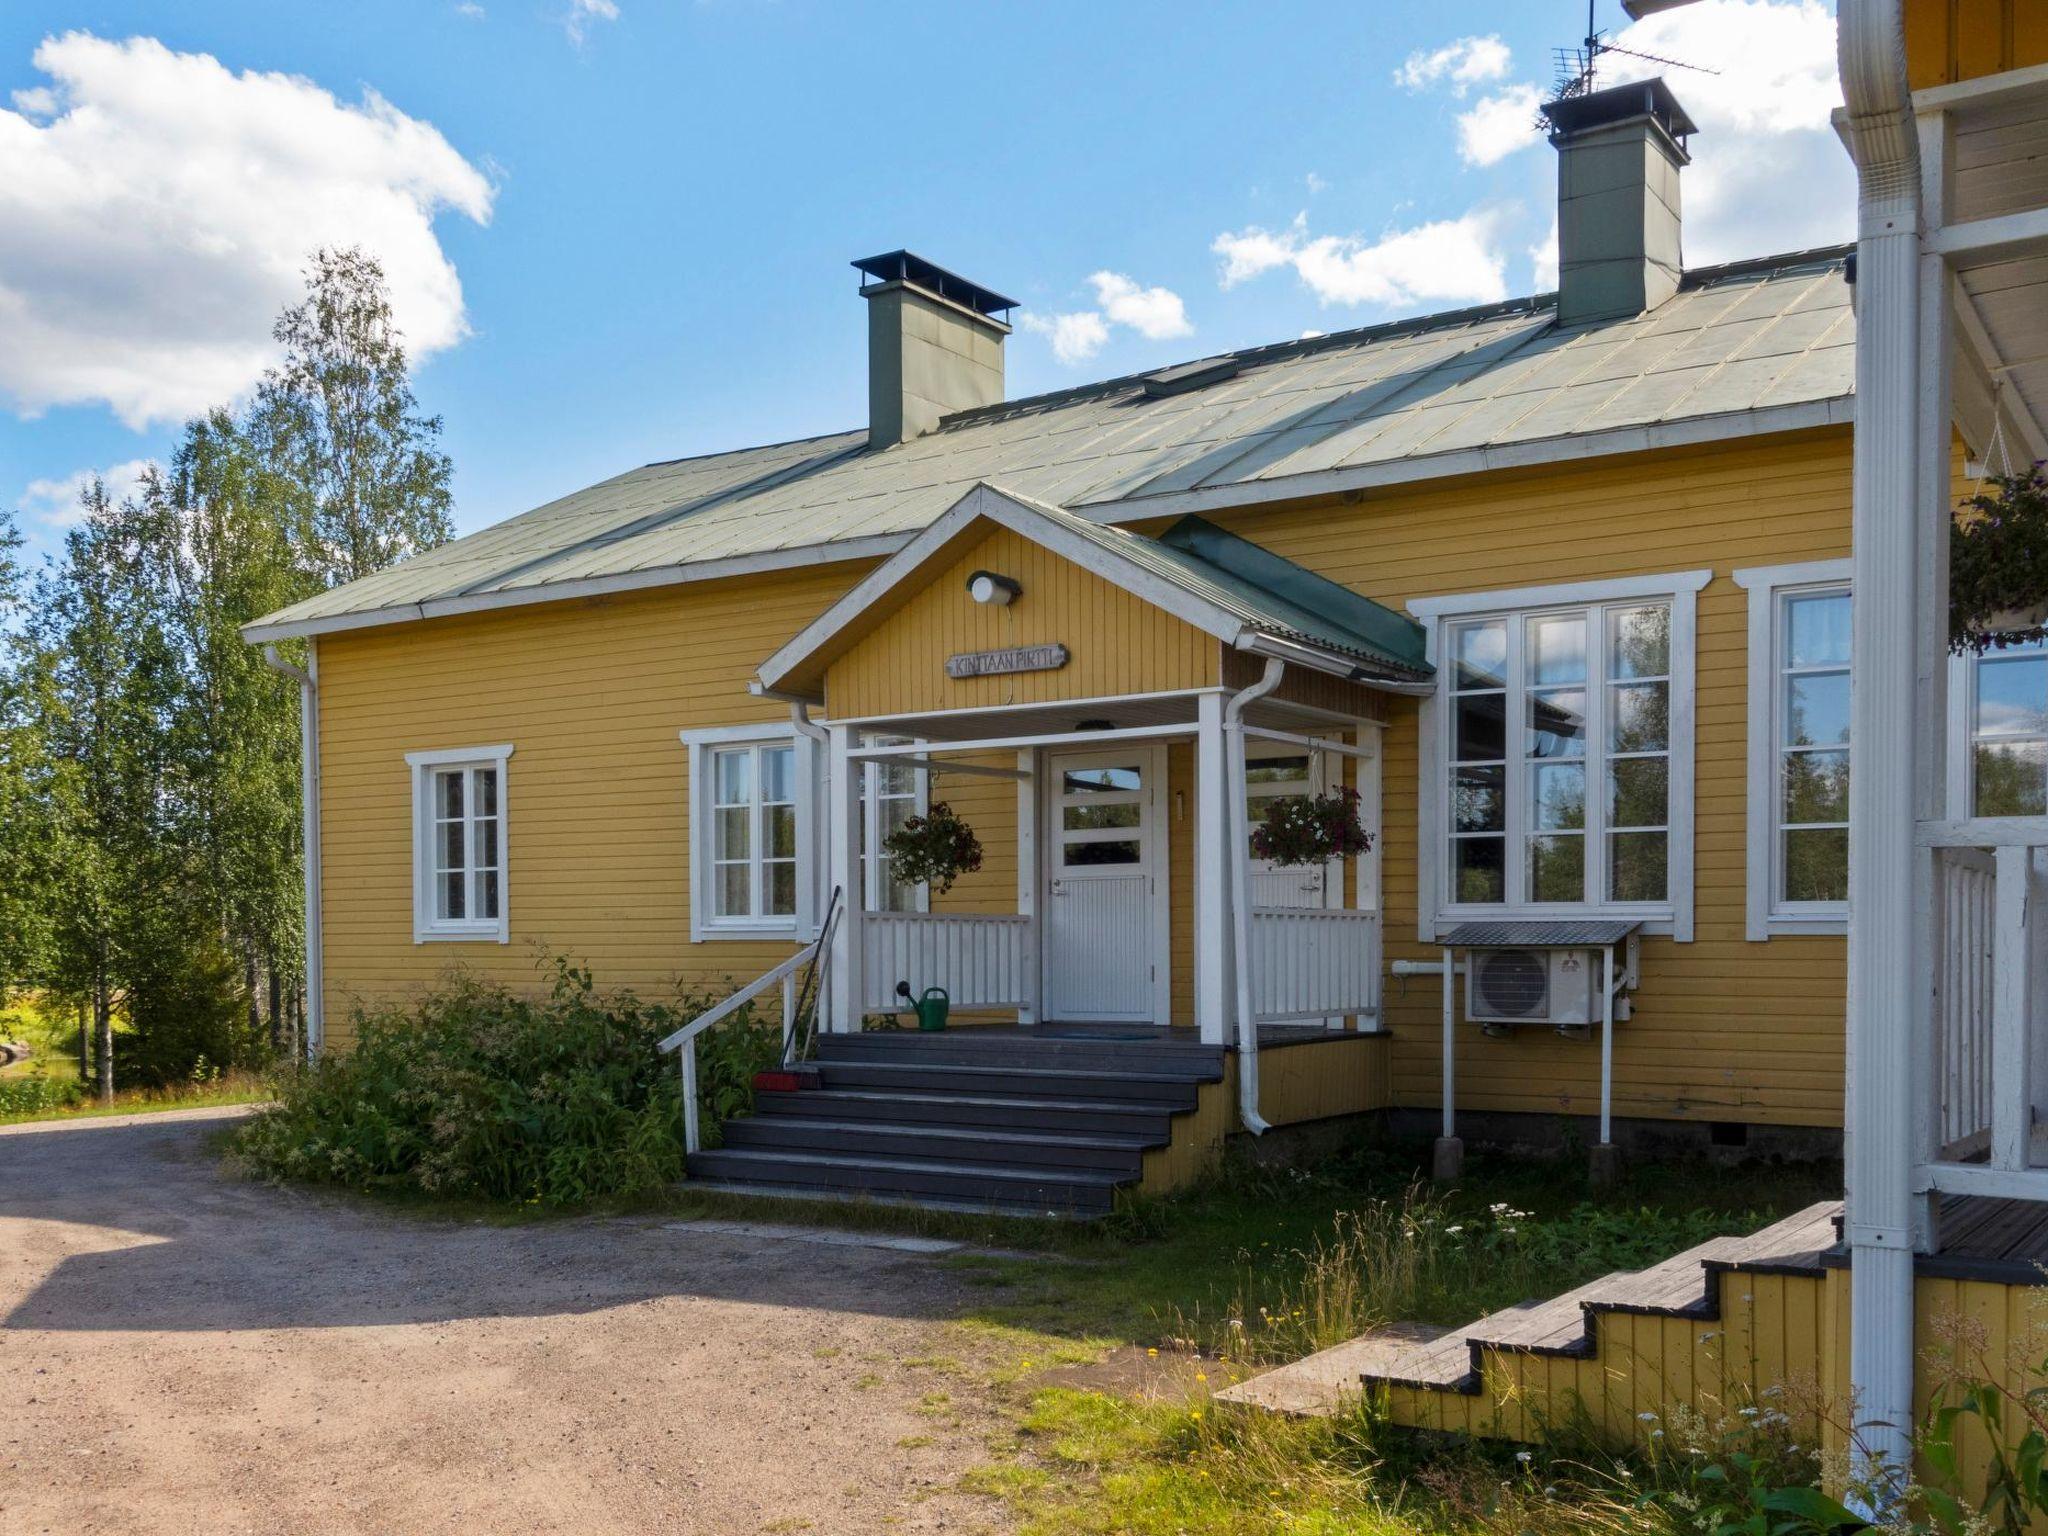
xmin=945 ymin=643 xmax=1069 ymax=680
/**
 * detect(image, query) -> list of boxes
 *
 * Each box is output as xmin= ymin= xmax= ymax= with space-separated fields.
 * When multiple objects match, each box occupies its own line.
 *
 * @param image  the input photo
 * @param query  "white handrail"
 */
xmin=661 ymin=901 xmax=839 ymax=1155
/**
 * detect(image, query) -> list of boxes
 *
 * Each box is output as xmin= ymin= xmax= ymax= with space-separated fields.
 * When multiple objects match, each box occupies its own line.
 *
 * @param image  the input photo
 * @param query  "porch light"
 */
xmin=966 ymin=570 xmax=1021 ymax=606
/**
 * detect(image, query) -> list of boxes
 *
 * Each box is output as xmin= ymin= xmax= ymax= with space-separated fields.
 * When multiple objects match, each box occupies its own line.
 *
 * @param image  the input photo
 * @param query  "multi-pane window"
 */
xmin=862 ymin=738 xmax=925 ymax=913
xmin=1445 ymin=602 xmax=1674 ymax=910
xmin=409 ymin=746 xmax=512 ymax=942
xmin=1775 ymin=587 xmax=1851 ymax=905
xmin=1970 ymin=638 xmax=2048 ymax=817
xmin=709 ymin=741 xmax=798 ymax=923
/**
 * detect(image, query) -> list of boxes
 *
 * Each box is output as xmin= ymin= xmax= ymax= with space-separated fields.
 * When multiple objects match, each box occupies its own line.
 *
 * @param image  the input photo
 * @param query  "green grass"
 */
xmin=656 ymin=1136 xmax=1840 ymax=1534
xmin=0 ymin=1071 xmax=273 ymax=1127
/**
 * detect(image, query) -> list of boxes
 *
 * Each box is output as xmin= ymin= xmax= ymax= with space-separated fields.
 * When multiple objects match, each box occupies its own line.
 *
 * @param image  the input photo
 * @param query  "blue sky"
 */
xmin=0 ymin=1 xmax=1850 ymax=567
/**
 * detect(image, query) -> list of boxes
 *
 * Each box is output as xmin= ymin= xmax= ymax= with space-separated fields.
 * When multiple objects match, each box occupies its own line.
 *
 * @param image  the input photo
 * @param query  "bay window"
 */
xmin=1418 ymin=571 xmax=1704 ymax=940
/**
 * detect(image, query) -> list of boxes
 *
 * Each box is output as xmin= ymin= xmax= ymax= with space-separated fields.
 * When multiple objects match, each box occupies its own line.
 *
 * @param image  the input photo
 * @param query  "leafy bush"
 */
xmin=0 ymin=1074 xmax=85 ymax=1117
xmin=234 ymin=959 xmax=781 ymax=1206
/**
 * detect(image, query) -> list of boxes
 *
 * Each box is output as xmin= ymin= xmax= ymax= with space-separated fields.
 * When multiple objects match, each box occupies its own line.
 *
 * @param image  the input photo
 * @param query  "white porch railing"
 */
xmin=1921 ymin=823 xmax=2048 ymax=1198
xmin=860 ymin=912 xmax=1034 ymax=1013
xmin=1251 ymin=908 xmax=1381 ymax=1022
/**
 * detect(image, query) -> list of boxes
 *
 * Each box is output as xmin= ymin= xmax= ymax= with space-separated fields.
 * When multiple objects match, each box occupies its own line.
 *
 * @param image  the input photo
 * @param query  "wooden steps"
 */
xmin=685 ymin=1032 xmax=1226 ymax=1217
xmin=1221 ymin=1200 xmax=1844 ymax=1419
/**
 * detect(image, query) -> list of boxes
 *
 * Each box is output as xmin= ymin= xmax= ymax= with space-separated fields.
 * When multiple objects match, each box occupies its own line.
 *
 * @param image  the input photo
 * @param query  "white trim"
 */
xmin=1414 ymin=572 xmax=1703 ymax=942
xmin=1911 ymin=60 xmax=2048 ymax=115
xmin=682 ymin=723 xmax=820 ymax=943
xmin=830 ymin=686 xmax=1222 ymax=731
xmin=758 ymin=483 xmax=1249 ymax=695
xmin=407 ymin=744 xmax=514 ymax=944
xmin=757 ymin=481 xmax=1408 ymax=696
xmin=1735 ymin=560 xmax=1853 ymax=939
xmin=1927 ymin=206 xmax=2048 ymax=265
xmin=1407 ymin=568 xmax=1713 ymax=620
xmin=241 ymin=532 xmax=912 ymax=644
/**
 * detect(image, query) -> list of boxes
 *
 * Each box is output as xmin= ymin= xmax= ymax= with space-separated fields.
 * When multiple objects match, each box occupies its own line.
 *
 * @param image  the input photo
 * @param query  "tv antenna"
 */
xmin=1550 ymin=0 xmax=1717 ymax=103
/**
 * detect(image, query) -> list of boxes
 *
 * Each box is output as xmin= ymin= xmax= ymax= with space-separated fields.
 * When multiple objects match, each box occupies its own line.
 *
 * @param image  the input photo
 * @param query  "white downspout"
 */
xmin=788 ymin=701 xmax=833 ymax=923
xmin=263 ymin=642 xmax=323 ymax=1060
xmin=1226 ymin=657 xmax=1285 ymax=1134
xmin=1837 ymin=0 xmax=1922 ymax=1507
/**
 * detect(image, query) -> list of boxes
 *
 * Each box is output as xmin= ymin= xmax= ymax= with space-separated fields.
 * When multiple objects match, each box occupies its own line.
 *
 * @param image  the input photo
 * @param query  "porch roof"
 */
xmin=753 ymin=482 xmax=1431 ymax=703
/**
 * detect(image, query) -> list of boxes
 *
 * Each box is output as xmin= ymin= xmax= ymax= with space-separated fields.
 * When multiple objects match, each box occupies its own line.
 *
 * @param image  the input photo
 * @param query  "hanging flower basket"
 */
xmin=881 ymin=800 xmax=983 ymax=894
xmin=1250 ymin=787 xmax=1374 ymax=868
xmin=1951 ymin=463 xmax=2048 ymax=654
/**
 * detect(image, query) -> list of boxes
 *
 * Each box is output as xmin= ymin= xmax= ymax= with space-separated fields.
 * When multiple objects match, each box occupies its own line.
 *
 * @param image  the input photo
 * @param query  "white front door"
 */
xmin=1044 ymin=747 xmax=1166 ymax=1023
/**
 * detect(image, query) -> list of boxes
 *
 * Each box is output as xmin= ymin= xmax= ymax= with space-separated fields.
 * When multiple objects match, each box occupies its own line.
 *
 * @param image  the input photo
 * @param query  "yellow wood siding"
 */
xmin=825 ymin=524 xmax=1218 ymax=719
xmin=1200 ymin=429 xmax=1854 ymax=1129
xmin=1907 ymin=0 xmax=2048 ymax=88
xmin=314 ymin=566 xmax=868 ymax=1047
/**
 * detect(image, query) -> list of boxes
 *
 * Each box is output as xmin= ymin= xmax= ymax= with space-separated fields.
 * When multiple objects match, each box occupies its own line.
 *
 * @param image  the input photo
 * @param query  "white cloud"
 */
xmin=1088 ymin=271 xmax=1193 ymax=341
xmin=456 ymin=2 xmax=486 ymax=16
xmin=1213 ymin=209 xmax=1511 ymax=311
xmin=1021 ymin=270 xmax=1192 ymax=366
xmin=0 ymin=32 xmax=494 ymax=429
xmin=1457 ymin=84 xmax=1543 ymax=167
xmin=1598 ymin=0 xmax=1850 ymax=263
xmin=1395 ymin=35 xmax=1512 ymax=96
xmin=1019 ymin=310 xmax=1111 ymax=366
xmin=18 ymin=458 xmax=157 ymax=529
xmin=1305 ymin=171 xmax=1328 ymax=195
xmin=565 ymin=0 xmax=619 ymax=43
xmin=1529 ymin=216 xmax=1559 ymax=291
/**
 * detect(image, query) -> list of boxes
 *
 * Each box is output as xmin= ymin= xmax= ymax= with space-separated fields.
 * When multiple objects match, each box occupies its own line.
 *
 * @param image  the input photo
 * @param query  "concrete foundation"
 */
xmin=1432 ymin=1136 xmax=1465 ymax=1183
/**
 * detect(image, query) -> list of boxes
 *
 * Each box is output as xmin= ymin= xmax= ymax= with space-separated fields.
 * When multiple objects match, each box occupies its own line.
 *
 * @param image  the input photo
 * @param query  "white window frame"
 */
xmin=683 ymin=723 xmax=820 ymax=943
xmin=1944 ymin=641 xmax=2048 ymax=822
xmin=1411 ymin=570 xmax=1707 ymax=943
xmin=1736 ymin=561 xmax=1852 ymax=939
xmin=862 ymin=736 xmax=930 ymax=914
xmin=407 ymin=744 xmax=514 ymax=944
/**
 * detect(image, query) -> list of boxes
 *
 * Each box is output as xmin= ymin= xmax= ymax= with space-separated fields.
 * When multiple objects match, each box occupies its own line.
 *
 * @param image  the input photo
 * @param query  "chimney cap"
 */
xmin=852 ymin=250 xmax=1018 ymax=320
xmin=1540 ymin=77 xmax=1699 ymax=143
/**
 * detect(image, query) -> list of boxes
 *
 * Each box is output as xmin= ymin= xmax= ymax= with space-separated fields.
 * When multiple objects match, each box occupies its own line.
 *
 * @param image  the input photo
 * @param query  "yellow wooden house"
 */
xmin=244 ymin=2 xmax=2048 ymax=1493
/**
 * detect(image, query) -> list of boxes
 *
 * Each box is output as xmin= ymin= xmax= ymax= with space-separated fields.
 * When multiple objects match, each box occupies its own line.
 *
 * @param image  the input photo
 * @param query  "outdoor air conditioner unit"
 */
xmin=1465 ymin=948 xmax=1598 ymax=1028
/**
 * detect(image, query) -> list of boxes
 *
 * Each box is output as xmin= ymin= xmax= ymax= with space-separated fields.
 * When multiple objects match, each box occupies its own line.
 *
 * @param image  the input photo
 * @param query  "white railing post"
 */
xmin=1992 ymin=843 xmax=2034 ymax=1170
xmin=681 ymin=1039 xmax=701 ymax=1155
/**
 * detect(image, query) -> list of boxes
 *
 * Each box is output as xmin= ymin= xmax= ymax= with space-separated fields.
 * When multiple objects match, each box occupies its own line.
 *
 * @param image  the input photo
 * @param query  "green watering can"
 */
xmin=896 ymin=982 xmax=950 ymax=1032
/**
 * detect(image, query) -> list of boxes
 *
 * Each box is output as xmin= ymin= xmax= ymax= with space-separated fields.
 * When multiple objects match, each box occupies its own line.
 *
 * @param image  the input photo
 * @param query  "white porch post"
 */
xmin=1841 ymin=0 xmax=1926 ymax=1499
xmin=1016 ymin=747 xmax=1040 ymax=1026
xmin=826 ymin=723 xmax=865 ymax=1032
xmin=1195 ymin=692 xmax=1232 ymax=1045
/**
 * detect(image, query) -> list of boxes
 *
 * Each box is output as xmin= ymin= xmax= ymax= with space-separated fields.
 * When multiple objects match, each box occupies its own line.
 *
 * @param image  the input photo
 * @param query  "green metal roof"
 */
xmin=1156 ymin=517 xmax=1430 ymax=679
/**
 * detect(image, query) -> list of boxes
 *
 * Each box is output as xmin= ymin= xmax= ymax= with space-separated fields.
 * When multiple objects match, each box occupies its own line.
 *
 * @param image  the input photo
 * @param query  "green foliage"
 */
xmin=0 ymin=1075 xmax=85 ymax=1116
xmin=5 ymin=248 xmax=454 ymax=1085
xmin=1952 ymin=464 xmax=2048 ymax=654
xmin=1249 ymin=786 xmax=1373 ymax=868
xmin=881 ymin=799 xmax=983 ymax=894
xmin=233 ymin=960 xmax=778 ymax=1206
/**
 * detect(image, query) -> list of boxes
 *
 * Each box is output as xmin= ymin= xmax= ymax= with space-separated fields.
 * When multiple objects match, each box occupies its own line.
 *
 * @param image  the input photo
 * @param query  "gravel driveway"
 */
xmin=0 ymin=1110 xmax=1012 ymax=1535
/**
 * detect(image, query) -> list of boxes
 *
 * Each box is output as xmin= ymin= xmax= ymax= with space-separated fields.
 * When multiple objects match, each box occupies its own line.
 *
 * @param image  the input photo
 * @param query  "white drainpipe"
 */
xmin=1837 ymin=0 xmax=1921 ymax=1506
xmin=788 ymin=701 xmax=835 ymax=926
xmin=262 ymin=642 xmax=323 ymax=1060
xmin=1225 ymin=656 xmax=1285 ymax=1134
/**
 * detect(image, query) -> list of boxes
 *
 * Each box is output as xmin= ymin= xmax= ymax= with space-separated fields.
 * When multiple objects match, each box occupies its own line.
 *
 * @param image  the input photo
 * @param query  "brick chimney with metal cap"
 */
xmin=853 ymin=251 xmax=1015 ymax=450
xmin=1539 ymin=78 xmax=1698 ymax=327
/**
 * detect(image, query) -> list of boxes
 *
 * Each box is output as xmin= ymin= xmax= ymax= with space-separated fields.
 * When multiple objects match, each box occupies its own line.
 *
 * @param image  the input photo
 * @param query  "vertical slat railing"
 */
xmin=1993 ymin=843 xmax=2035 ymax=1170
xmin=1248 ymin=909 xmax=1380 ymax=1023
xmin=1936 ymin=847 xmax=1995 ymax=1157
xmin=859 ymin=913 xmax=1031 ymax=1012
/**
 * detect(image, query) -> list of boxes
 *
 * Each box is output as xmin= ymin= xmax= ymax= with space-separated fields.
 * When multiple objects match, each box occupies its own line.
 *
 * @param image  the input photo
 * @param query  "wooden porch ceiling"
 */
xmin=834 ymin=687 xmax=1391 ymax=745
